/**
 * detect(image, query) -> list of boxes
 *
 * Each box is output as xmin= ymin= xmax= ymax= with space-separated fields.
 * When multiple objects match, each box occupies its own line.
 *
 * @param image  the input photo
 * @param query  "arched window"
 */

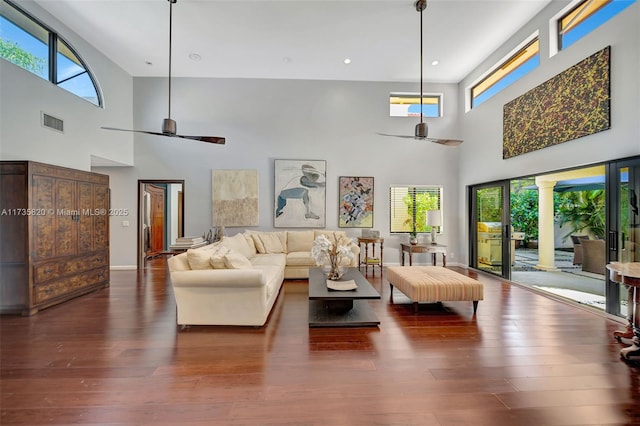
xmin=0 ymin=0 xmax=102 ymax=107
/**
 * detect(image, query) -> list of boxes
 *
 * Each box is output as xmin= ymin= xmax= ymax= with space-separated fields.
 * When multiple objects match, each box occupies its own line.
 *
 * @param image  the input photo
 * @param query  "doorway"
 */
xmin=138 ymin=180 xmax=184 ymax=268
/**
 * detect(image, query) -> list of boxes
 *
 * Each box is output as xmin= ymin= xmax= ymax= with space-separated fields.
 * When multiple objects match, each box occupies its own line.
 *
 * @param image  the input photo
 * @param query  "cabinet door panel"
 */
xmin=77 ymin=181 xmax=93 ymax=252
xmin=54 ymin=179 xmax=77 ymax=257
xmin=32 ymin=175 xmax=55 ymax=259
xmin=93 ymin=184 xmax=109 ymax=251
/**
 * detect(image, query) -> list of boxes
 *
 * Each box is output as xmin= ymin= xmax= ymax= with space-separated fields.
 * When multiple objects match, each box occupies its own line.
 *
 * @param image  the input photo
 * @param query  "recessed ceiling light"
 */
xmin=344 ymin=58 xmax=351 ymax=64
xmin=431 ymin=60 xmax=439 ymax=66
xmin=189 ymin=53 xmax=202 ymax=61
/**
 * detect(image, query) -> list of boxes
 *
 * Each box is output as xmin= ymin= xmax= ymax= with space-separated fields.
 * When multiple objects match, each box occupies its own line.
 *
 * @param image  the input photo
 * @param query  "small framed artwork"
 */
xmin=338 ymin=176 xmax=374 ymax=228
xmin=274 ymin=159 xmax=326 ymax=228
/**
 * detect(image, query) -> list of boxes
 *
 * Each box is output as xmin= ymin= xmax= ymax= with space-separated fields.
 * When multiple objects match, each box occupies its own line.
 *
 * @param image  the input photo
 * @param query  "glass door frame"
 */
xmin=469 ymin=180 xmax=512 ymax=280
xmin=605 ymin=156 xmax=640 ymax=316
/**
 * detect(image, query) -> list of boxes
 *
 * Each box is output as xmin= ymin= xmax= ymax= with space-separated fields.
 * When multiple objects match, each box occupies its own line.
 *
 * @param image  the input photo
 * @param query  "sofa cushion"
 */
xmin=209 ymin=245 xmax=230 ymax=269
xmin=251 ymin=232 xmax=285 ymax=254
xmin=187 ymin=247 xmax=215 ymax=270
xmin=224 ymin=251 xmax=253 ymax=269
xmin=287 ymin=230 xmax=315 ymax=253
xmin=243 ymin=233 xmax=258 ymax=257
xmin=220 ymin=233 xmax=254 ymax=259
xmin=248 ymin=232 xmax=266 ymax=253
xmin=286 ymin=251 xmax=317 ymax=266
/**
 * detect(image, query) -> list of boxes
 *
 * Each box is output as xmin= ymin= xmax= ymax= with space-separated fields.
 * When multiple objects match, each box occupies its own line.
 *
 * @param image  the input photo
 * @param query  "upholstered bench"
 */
xmin=386 ymin=266 xmax=484 ymax=313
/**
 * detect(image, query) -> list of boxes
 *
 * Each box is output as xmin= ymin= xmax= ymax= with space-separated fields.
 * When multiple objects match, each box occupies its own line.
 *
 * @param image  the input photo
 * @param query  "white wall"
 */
xmin=5 ymin=1 xmax=638 ymax=270
xmin=100 ymin=78 xmax=463 ymax=267
xmin=457 ymin=1 xmax=640 ymax=263
xmin=0 ymin=0 xmax=134 ymax=171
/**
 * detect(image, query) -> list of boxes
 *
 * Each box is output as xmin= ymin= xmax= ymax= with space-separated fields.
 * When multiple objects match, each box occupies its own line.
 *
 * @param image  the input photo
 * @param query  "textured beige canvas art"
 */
xmin=212 ymin=169 xmax=259 ymax=227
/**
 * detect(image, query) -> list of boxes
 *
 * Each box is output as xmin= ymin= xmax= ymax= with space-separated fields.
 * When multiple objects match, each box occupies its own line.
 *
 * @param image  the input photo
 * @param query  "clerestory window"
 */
xmin=389 ymin=93 xmax=442 ymax=118
xmin=557 ymin=0 xmax=637 ymax=51
xmin=469 ymin=36 xmax=539 ymax=109
xmin=0 ymin=0 xmax=102 ymax=106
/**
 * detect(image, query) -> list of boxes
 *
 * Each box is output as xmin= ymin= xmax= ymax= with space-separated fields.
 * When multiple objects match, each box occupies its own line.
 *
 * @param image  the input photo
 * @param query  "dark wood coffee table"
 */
xmin=308 ymin=267 xmax=380 ymax=327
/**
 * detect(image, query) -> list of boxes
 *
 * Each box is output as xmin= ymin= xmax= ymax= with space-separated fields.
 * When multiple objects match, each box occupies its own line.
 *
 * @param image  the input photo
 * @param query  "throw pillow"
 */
xmin=243 ymin=233 xmax=258 ymax=257
xmin=224 ymin=251 xmax=253 ymax=269
xmin=249 ymin=233 xmax=267 ymax=253
xmin=209 ymin=245 xmax=230 ymax=269
xmin=258 ymin=232 xmax=285 ymax=254
xmin=287 ymin=230 xmax=314 ymax=252
xmin=219 ymin=233 xmax=254 ymax=259
xmin=187 ymin=248 xmax=214 ymax=270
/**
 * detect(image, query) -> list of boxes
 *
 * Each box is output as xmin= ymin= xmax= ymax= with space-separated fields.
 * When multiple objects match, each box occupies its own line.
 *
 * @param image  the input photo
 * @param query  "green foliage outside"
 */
xmin=510 ymin=189 xmax=540 ymax=244
xmin=555 ymin=190 xmax=606 ymax=240
xmin=508 ymin=183 xmax=606 ymax=243
xmin=0 ymin=38 xmax=45 ymax=75
xmin=403 ymin=192 xmax=439 ymax=236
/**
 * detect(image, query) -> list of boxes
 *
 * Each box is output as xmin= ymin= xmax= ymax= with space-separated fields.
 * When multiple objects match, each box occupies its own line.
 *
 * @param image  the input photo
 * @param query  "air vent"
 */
xmin=41 ymin=112 xmax=64 ymax=133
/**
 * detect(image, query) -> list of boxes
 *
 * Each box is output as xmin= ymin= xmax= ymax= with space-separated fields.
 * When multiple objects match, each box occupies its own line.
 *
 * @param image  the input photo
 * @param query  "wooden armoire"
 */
xmin=0 ymin=161 xmax=110 ymax=315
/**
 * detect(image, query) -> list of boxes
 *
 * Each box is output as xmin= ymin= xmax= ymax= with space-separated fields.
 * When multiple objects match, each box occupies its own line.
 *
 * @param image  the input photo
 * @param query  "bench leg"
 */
xmin=389 ymin=283 xmax=394 ymax=302
xmin=413 ymin=302 xmax=419 ymax=314
xmin=473 ymin=300 xmax=478 ymax=314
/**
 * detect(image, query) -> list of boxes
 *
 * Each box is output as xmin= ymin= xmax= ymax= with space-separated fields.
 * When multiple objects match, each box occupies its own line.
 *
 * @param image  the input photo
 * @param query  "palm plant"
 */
xmin=556 ymin=190 xmax=605 ymax=240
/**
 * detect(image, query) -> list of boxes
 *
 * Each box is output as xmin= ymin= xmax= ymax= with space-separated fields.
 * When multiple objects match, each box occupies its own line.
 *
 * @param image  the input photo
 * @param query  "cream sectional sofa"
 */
xmin=167 ymin=230 xmax=360 ymax=327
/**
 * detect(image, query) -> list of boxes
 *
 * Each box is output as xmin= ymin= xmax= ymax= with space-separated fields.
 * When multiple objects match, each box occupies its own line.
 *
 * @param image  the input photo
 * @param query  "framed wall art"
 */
xmin=212 ymin=169 xmax=259 ymax=227
xmin=503 ymin=46 xmax=610 ymax=159
xmin=274 ymin=159 xmax=326 ymax=228
xmin=338 ymin=176 xmax=374 ymax=228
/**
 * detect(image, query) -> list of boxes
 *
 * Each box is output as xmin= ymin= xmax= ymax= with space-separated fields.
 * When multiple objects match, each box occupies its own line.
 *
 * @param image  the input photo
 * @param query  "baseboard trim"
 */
xmin=110 ymin=265 xmax=137 ymax=271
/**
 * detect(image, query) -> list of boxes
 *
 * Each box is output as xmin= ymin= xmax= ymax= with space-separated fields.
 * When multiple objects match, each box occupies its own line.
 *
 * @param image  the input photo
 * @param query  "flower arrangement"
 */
xmin=311 ymin=234 xmax=355 ymax=280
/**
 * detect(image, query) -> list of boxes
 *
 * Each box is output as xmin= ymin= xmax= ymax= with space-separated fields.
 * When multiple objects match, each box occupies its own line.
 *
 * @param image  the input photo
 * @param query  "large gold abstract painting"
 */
xmin=212 ymin=169 xmax=259 ymax=227
xmin=503 ymin=46 xmax=610 ymax=159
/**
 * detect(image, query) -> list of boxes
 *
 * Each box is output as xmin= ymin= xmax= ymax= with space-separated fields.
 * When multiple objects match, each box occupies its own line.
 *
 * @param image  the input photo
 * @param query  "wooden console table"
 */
xmin=606 ymin=262 xmax=640 ymax=363
xmin=358 ymin=237 xmax=383 ymax=275
xmin=401 ymin=243 xmax=447 ymax=266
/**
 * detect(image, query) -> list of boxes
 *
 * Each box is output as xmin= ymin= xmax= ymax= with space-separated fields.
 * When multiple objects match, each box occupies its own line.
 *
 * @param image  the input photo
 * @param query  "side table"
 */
xmin=400 ymin=243 xmax=447 ymax=266
xmin=358 ymin=237 xmax=384 ymax=275
xmin=606 ymin=262 xmax=640 ymax=363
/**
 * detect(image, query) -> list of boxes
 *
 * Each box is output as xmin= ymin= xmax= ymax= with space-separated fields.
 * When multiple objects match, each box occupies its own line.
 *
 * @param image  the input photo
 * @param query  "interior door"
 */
xmin=470 ymin=181 xmax=511 ymax=278
xmin=145 ymin=184 xmax=166 ymax=257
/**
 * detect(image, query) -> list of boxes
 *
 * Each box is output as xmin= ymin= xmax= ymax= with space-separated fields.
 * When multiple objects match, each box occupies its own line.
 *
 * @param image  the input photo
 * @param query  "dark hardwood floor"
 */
xmin=2 ymin=261 xmax=639 ymax=425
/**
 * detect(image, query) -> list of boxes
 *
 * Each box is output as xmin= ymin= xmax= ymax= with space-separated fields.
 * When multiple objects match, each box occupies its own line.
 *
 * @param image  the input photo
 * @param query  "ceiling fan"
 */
xmin=377 ymin=0 xmax=462 ymax=147
xmin=101 ymin=0 xmax=225 ymax=145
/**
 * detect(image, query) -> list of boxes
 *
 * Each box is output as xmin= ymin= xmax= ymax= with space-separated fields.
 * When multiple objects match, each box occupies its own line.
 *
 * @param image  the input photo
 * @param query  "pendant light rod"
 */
xmin=416 ymin=0 xmax=426 ymax=124
xmin=168 ymin=0 xmax=176 ymax=120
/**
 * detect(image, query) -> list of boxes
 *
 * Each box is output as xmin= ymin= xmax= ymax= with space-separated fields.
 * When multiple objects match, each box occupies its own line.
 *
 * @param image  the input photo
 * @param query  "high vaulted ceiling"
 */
xmin=35 ymin=0 xmax=553 ymax=83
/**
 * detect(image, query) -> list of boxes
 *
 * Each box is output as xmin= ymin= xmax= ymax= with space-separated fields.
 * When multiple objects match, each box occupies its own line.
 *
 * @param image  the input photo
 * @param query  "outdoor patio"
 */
xmin=511 ymin=247 xmax=607 ymax=310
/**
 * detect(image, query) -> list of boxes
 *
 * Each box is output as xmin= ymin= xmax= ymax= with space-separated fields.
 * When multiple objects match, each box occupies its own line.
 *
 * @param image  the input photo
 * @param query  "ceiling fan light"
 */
xmin=415 ymin=122 xmax=427 ymax=139
xmin=162 ymin=118 xmax=177 ymax=135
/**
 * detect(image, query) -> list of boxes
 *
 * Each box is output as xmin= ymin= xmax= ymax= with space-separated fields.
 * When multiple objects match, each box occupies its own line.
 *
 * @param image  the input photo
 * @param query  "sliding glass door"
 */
xmin=606 ymin=158 xmax=640 ymax=316
xmin=470 ymin=182 xmax=511 ymax=279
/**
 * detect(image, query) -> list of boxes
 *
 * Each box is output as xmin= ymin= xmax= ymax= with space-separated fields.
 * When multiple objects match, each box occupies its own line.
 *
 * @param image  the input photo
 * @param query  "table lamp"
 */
xmin=426 ymin=210 xmax=442 ymax=244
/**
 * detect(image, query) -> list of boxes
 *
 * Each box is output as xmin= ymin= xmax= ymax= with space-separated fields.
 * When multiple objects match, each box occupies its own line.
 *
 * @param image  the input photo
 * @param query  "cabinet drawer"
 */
xmin=33 ymin=250 xmax=108 ymax=284
xmin=35 ymin=267 xmax=108 ymax=304
xmin=34 ymin=262 xmax=61 ymax=282
xmin=64 ymin=251 xmax=108 ymax=274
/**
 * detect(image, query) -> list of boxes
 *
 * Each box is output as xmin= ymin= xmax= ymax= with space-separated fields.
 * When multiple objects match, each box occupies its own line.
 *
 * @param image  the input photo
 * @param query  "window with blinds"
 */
xmin=390 ymin=185 xmax=442 ymax=234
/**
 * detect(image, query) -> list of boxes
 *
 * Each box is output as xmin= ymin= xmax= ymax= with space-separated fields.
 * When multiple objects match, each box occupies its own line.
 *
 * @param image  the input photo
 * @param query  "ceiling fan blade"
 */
xmin=375 ymin=132 xmax=415 ymax=139
xmin=101 ymin=126 xmax=166 ymax=137
xmin=101 ymin=127 xmax=225 ymax=144
xmin=426 ymin=138 xmax=464 ymax=146
xmin=173 ymin=134 xmax=226 ymax=144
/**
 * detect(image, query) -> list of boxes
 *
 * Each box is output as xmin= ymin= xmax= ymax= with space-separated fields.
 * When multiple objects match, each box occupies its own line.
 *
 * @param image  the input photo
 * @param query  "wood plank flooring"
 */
xmin=1 ymin=263 xmax=639 ymax=425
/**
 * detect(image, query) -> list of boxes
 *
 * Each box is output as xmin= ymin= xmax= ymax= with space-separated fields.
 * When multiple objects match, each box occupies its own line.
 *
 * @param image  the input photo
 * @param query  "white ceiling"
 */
xmin=35 ymin=0 xmax=553 ymax=83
